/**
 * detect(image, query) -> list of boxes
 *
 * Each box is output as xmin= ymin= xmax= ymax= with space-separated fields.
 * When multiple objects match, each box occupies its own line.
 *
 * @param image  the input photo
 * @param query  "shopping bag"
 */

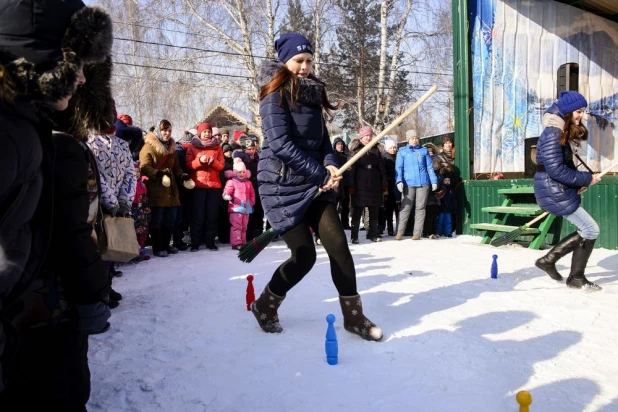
xmin=100 ymin=215 xmax=140 ymax=262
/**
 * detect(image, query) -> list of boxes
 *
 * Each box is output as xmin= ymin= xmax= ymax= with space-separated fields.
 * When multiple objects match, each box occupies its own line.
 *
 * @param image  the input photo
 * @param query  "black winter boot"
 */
xmin=338 ymin=294 xmax=383 ymax=341
xmin=535 ymin=231 xmax=580 ymax=281
xmin=251 ymin=284 xmax=285 ymax=333
xmin=162 ymin=229 xmax=177 ymax=253
xmin=350 ymin=220 xmax=360 ymax=244
xmin=151 ymin=230 xmax=168 ymax=257
xmin=367 ymin=219 xmax=380 ymax=241
xmin=566 ymin=238 xmax=602 ymax=291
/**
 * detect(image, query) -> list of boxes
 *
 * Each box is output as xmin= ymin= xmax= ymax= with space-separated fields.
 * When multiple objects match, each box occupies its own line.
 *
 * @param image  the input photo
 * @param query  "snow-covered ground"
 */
xmin=87 ymin=234 xmax=618 ymax=412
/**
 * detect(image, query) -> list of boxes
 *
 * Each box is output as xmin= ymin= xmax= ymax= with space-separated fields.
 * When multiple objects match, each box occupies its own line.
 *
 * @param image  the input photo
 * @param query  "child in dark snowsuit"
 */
xmin=437 ymin=176 xmax=457 ymax=237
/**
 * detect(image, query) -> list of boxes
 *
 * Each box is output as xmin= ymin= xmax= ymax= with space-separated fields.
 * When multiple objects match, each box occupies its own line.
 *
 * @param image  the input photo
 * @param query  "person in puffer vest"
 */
xmin=251 ymin=32 xmax=382 ymax=342
xmin=533 ymin=91 xmax=602 ymax=291
xmin=222 ymin=158 xmax=255 ymax=250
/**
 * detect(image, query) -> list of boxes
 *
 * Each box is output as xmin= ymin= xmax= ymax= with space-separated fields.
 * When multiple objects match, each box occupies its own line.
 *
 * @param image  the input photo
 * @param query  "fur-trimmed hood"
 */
xmin=257 ymin=60 xmax=325 ymax=107
xmin=144 ymin=133 xmax=177 ymax=156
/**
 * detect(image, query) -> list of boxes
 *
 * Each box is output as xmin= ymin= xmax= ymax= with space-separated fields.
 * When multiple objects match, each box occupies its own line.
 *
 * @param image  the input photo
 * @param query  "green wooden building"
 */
xmin=451 ymin=0 xmax=618 ymax=249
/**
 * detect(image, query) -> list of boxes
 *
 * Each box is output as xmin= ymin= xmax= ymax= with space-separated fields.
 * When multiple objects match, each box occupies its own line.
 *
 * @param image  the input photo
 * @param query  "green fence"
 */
xmin=459 ymin=177 xmax=618 ymax=249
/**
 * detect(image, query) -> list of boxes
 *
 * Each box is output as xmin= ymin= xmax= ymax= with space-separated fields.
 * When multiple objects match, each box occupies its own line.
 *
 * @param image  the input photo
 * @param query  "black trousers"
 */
xmin=269 ymin=201 xmax=357 ymax=297
xmin=337 ymin=190 xmax=350 ymax=228
xmin=1 ymin=322 xmax=90 ymax=412
xmin=382 ymin=197 xmax=399 ymax=234
xmin=247 ymin=201 xmax=264 ymax=241
xmin=423 ymin=204 xmax=440 ymax=237
xmin=351 ymin=205 xmax=379 ymax=239
xmin=173 ymin=188 xmax=193 ymax=245
xmin=217 ymin=202 xmax=231 ymax=243
xmin=191 ymin=188 xmax=222 ymax=246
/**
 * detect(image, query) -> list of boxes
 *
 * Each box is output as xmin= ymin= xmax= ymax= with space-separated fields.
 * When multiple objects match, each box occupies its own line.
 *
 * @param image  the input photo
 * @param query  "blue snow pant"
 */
xmin=437 ymin=212 xmax=452 ymax=236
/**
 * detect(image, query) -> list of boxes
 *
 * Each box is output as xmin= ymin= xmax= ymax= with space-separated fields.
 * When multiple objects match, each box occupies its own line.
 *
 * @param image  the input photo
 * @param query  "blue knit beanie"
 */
xmin=556 ymin=91 xmax=587 ymax=116
xmin=275 ymin=32 xmax=313 ymax=63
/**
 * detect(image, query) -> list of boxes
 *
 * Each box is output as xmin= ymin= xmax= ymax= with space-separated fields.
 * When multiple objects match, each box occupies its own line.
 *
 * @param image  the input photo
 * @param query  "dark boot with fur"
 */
xmin=251 ymin=284 xmax=285 ymax=333
xmin=338 ymin=295 xmax=383 ymax=341
xmin=566 ymin=238 xmax=602 ymax=291
xmin=535 ymin=231 xmax=580 ymax=281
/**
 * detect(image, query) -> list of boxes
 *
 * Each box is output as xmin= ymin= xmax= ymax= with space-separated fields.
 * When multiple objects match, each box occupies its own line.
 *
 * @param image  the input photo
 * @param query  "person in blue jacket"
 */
xmin=395 ymin=130 xmax=438 ymax=240
xmin=250 ymin=32 xmax=382 ymax=341
xmin=534 ymin=91 xmax=602 ymax=291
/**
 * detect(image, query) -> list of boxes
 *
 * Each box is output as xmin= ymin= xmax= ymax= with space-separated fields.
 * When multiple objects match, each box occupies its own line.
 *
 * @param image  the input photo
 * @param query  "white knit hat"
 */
xmin=233 ymin=157 xmax=246 ymax=172
xmin=405 ymin=129 xmax=418 ymax=140
xmin=384 ymin=139 xmax=397 ymax=150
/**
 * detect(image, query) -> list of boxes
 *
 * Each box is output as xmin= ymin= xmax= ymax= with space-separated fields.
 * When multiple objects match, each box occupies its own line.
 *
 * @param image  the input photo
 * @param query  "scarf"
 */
xmin=191 ymin=136 xmax=220 ymax=149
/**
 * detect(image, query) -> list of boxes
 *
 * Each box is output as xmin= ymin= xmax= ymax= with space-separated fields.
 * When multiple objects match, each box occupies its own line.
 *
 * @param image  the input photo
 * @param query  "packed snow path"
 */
xmin=88 ymin=235 xmax=618 ymax=411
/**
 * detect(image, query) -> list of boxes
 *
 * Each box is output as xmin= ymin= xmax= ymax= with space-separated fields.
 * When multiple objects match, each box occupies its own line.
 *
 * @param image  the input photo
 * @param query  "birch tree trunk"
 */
xmin=383 ymin=0 xmax=414 ymax=129
xmin=234 ymin=0 xmax=260 ymax=117
xmin=373 ymin=0 xmax=390 ymax=131
xmin=313 ymin=0 xmax=322 ymax=76
xmin=265 ymin=0 xmax=277 ymax=59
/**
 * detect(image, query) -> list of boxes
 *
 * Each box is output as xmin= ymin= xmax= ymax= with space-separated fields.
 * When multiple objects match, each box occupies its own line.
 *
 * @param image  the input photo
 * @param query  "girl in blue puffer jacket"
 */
xmin=533 ymin=91 xmax=602 ymax=291
xmin=250 ymin=32 xmax=382 ymax=341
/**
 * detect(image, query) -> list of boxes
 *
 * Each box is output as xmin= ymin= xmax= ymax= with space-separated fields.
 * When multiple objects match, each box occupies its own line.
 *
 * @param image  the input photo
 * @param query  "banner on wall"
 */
xmin=469 ymin=0 xmax=618 ymax=174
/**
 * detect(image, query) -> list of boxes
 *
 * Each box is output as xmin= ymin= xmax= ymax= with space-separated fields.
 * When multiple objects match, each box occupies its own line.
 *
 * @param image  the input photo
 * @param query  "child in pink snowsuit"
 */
xmin=223 ymin=158 xmax=256 ymax=250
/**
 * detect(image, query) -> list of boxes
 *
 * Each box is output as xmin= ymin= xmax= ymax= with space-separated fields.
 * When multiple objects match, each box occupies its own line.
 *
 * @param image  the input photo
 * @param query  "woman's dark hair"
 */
xmin=259 ymin=64 xmax=338 ymax=116
xmin=159 ymin=119 xmax=172 ymax=130
xmin=559 ymin=113 xmax=588 ymax=146
xmin=442 ymin=136 xmax=454 ymax=147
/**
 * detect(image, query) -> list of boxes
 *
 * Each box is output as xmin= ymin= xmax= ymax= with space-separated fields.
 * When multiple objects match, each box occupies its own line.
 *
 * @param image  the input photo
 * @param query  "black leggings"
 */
xmin=268 ymin=201 xmax=357 ymax=297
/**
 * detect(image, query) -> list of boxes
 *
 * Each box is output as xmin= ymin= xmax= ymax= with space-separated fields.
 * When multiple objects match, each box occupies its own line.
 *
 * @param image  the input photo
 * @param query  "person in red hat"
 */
xmin=347 ymin=126 xmax=388 ymax=243
xmin=186 ymin=122 xmax=224 ymax=251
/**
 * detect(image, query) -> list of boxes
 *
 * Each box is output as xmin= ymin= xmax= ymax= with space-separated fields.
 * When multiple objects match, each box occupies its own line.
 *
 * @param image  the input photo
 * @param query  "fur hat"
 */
xmin=0 ymin=2 xmax=113 ymax=111
xmin=219 ymin=128 xmax=229 ymax=135
xmin=233 ymin=157 xmax=247 ymax=172
xmin=358 ymin=126 xmax=373 ymax=139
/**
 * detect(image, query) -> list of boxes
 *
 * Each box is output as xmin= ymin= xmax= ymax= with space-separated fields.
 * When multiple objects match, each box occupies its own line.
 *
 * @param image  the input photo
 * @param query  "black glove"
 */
xmin=117 ymin=204 xmax=131 ymax=217
xmin=181 ymin=173 xmax=191 ymax=181
xmin=106 ymin=205 xmax=119 ymax=217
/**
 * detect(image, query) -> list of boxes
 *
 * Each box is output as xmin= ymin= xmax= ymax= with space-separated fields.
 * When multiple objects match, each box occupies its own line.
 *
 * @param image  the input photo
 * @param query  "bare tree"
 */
xmin=313 ymin=0 xmax=323 ymax=76
xmin=381 ymin=0 xmax=414 ymax=130
xmin=373 ymin=0 xmax=391 ymax=131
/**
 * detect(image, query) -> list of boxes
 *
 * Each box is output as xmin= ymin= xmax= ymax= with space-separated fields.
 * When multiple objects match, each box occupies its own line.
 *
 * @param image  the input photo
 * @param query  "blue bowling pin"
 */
xmin=325 ymin=314 xmax=338 ymax=365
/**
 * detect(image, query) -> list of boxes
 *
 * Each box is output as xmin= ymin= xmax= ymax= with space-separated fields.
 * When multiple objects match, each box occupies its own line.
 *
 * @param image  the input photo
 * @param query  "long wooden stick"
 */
xmin=335 ymin=85 xmax=438 ymax=176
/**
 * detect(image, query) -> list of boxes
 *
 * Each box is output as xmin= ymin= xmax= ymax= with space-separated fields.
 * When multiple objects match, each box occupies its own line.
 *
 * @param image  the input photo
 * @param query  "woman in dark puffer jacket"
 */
xmin=251 ymin=32 xmax=382 ymax=341
xmin=534 ymin=91 xmax=602 ymax=291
